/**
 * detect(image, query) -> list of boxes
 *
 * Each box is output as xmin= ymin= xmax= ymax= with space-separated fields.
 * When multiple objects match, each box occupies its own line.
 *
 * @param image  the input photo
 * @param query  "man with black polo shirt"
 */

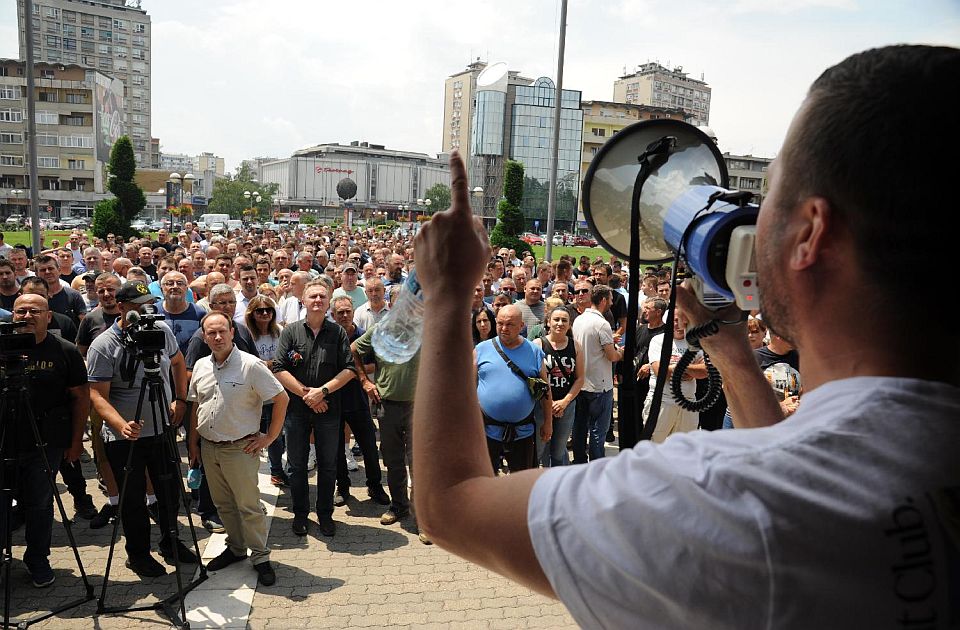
xmin=58 ymin=248 xmax=78 ymax=285
xmin=35 ymin=254 xmax=87 ymax=328
xmin=137 ymin=247 xmax=157 ymax=281
xmin=272 ymin=280 xmax=357 ymax=537
xmin=0 ymin=294 xmax=89 ymax=587
xmin=152 ymin=229 xmax=175 ymax=253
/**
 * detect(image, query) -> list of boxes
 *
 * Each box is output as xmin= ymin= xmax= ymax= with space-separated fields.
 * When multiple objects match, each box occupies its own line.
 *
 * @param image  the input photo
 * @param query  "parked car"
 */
xmin=60 ymin=216 xmax=89 ymax=229
xmin=573 ymin=234 xmax=598 ymax=247
xmin=148 ymin=220 xmax=165 ymax=231
xmin=130 ymin=219 xmax=149 ymax=231
xmin=5 ymin=214 xmax=24 ymax=226
xmin=520 ymin=232 xmax=544 ymax=246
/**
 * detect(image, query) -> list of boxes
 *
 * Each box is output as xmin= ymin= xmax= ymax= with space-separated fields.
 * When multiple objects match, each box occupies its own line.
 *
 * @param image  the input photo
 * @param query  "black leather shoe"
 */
xmin=126 ymin=554 xmax=166 ymax=578
xmin=207 ymin=548 xmax=246 ymax=571
xmin=254 ymin=561 xmax=276 ymax=586
xmin=333 ymin=491 xmax=351 ymax=507
xmin=318 ymin=516 xmax=336 ymax=537
xmin=292 ymin=517 xmax=308 ymax=536
xmin=368 ymin=486 xmax=391 ymax=506
xmin=74 ymin=497 xmax=98 ymax=520
xmin=158 ymin=539 xmax=199 ymax=565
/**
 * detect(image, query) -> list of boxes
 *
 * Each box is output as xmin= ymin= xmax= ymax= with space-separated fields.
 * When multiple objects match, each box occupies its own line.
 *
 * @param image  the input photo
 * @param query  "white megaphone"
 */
xmin=580 ymin=119 xmax=759 ymax=444
xmin=581 ymin=118 xmax=759 ymax=311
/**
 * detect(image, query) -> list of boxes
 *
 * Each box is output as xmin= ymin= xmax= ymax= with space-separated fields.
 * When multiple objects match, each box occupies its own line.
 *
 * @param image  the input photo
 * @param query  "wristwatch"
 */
xmin=320 ymin=386 xmax=330 ymax=397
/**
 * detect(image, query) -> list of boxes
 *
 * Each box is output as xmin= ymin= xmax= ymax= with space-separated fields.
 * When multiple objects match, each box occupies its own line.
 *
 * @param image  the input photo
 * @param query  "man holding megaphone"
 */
xmin=410 ymin=45 xmax=959 ymax=629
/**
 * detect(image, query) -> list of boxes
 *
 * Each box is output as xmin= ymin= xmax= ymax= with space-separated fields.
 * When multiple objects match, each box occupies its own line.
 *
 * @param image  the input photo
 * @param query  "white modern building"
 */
xmin=258 ymin=141 xmax=450 ymax=222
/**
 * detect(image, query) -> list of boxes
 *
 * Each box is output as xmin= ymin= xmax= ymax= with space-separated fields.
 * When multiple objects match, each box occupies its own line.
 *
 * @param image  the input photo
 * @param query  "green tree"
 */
xmin=489 ymin=160 xmax=526 ymax=252
xmin=424 ymin=182 xmax=451 ymax=212
xmin=300 ymin=213 xmax=317 ymax=225
xmin=92 ymin=135 xmax=146 ymax=239
xmin=207 ymin=167 xmax=277 ymax=219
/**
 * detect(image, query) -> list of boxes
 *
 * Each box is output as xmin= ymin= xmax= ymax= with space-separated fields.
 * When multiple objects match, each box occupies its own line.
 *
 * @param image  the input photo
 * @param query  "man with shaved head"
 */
xmin=474 ymin=304 xmax=551 ymax=475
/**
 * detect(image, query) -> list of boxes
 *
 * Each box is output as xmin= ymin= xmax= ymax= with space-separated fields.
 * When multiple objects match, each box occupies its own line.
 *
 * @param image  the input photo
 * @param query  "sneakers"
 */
xmin=90 ymin=504 xmax=117 ymax=529
xmin=158 ymin=539 xmax=199 ymax=565
xmin=306 ymin=449 xmax=317 ymax=472
xmin=350 ymin=442 xmax=361 ymax=456
xmin=146 ymin=501 xmax=160 ymax=524
xmin=207 ymin=548 xmax=246 ymax=571
xmin=333 ymin=491 xmax=351 ymax=507
xmin=270 ymin=473 xmax=290 ymax=488
xmin=126 ymin=554 xmax=167 ymax=578
xmin=318 ymin=516 xmax=336 ymax=537
xmin=30 ymin=565 xmax=55 ymax=588
xmin=292 ymin=517 xmax=308 ymax=536
xmin=345 ymin=445 xmax=359 ymax=472
xmin=380 ymin=507 xmax=410 ymax=526
xmin=368 ymin=486 xmax=391 ymax=506
xmin=202 ymin=515 xmax=226 ymax=534
xmin=74 ymin=496 xmax=98 ymax=521
xmin=254 ymin=561 xmax=276 ymax=586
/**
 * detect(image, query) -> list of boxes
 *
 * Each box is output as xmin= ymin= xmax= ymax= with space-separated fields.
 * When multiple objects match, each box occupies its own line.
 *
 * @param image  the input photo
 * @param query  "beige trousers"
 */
xmin=201 ymin=439 xmax=269 ymax=564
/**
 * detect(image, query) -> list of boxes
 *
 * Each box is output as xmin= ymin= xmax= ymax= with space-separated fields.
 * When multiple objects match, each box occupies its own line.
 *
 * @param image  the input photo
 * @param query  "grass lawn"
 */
xmin=1 ymin=229 xmax=83 ymax=248
xmin=527 ymin=244 xmax=612 ymax=262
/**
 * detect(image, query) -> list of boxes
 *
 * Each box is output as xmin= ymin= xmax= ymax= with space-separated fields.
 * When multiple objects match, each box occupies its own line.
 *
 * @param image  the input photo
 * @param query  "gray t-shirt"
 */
xmin=516 ymin=300 xmax=545 ymax=332
xmin=87 ymin=320 xmax=180 ymax=442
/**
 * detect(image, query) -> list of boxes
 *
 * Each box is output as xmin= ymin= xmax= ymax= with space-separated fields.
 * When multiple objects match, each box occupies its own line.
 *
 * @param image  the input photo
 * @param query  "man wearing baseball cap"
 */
xmin=331 ymin=262 xmax=366 ymax=308
xmin=86 ymin=281 xmax=197 ymax=577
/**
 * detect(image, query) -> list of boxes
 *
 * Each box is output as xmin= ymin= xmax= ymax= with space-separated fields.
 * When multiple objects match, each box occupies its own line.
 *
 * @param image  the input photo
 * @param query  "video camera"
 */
xmin=119 ymin=311 xmax=167 ymax=381
xmin=0 ymin=321 xmax=34 ymax=358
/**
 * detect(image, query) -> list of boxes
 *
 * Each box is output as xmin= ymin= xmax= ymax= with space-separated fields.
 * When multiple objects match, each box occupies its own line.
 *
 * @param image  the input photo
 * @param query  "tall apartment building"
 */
xmin=613 ymin=62 xmax=711 ymax=126
xmin=0 ymin=58 xmax=123 ymax=219
xmin=578 ymin=100 xmax=687 ymax=227
xmin=442 ymin=59 xmax=534 ymax=166
xmin=17 ymin=0 xmax=152 ymax=165
xmin=159 ymin=151 xmax=194 ymax=173
xmin=723 ymin=152 xmax=771 ymax=204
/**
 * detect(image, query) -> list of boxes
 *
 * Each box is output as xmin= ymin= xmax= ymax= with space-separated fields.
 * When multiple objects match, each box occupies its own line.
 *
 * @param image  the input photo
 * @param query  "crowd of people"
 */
xmin=3 ymin=217 xmax=774 ymax=591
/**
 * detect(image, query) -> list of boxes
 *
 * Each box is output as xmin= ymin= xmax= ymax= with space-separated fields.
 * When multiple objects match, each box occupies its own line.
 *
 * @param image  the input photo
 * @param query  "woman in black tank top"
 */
xmin=533 ymin=307 xmax=584 ymax=466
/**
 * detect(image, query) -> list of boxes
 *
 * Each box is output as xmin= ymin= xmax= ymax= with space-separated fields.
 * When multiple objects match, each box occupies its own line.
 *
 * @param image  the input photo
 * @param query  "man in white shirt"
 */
xmin=187 ymin=311 xmax=288 ymax=586
xmin=352 ymin=277 xmax=387 ymax=330
xmin=407 ymin=45 xmax=960 ymax=630
xmin=277 ymin=270 xmax=311 ymax=326
xmin=233 ymin=264 xmax=260 ymax=322
xmin=570 ymin=285 xmax=623 ymax=463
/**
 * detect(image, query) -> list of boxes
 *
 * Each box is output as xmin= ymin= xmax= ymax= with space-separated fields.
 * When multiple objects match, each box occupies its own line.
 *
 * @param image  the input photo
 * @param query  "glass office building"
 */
xmin=510 ymin=77 xmax=583 ymax=231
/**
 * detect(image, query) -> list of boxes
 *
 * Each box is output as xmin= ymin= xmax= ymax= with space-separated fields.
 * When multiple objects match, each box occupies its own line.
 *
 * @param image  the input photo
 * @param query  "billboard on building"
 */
xmin=93 ymin=72 xmax=125 ymax=163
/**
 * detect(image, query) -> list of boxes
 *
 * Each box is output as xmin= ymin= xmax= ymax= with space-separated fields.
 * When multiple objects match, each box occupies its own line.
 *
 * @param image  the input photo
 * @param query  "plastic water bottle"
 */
xmin=371 ymin=268 xmax=424 ymax=363
xmin=187 ymin=465 xmax=202 ymax=490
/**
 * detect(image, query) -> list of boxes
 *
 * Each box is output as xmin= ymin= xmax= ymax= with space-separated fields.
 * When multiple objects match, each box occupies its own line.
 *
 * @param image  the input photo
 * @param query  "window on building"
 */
xmin=115 ymin=46 xmax=127 ymax=57
xmin=44 ymin=7 xmax=60 ymax=18
xmin=0 ymin=132 xmax=23 ymax=144
xmin=591 ymin=128 xmax=606 ymax=137
xmin=36 ymin=133 xmax=58 ymax=146
xmin=74 ymin=179 xmax=86 ymax=191
xmin=0 ymin=86 xmax=21 ymax=100
xmin=63 ymin=52 xmax=77 ymax=63
xmin=134 ymin=23 xmax=146 ymax=33
xmin=61 ymin=115 xmax=85 ymax=126
xmin=0 ymin=154 xmax=25 ymax=167
xmin=63 ymin=37 xmax=77 ymax=50
xmin=64 ymin=92 xmax=86 ymax=104
xmin=81 ymin=26 xmax=94 ymax=39
xmin=100 ymin=30 xmax=112 ymax=41
xmin=99 ymin=44 xmax=112 ymax=55
xmin=35 ymin=110 xmax=58 ymax=124
xmin=68 ymin=159 xmax=86 ymax=170
xmin=38 ymin=91 xmax=58 ymax=102
xmin=63 ymin=10 xmax=76 ymax=22
xmin=63 ymin=24 xmax=76 ymax=36
xmin=38 ymin=156 xmax=61 ymax=169
xmin=42 ymin=177 xmax=60 ymax=190
xmin=113 ymin=19 xmax=126 ymax=29
xmin=46 ymin=35 xmax=61 ymax=48
xmin=60 ymin=135 xmax=93 ymax=148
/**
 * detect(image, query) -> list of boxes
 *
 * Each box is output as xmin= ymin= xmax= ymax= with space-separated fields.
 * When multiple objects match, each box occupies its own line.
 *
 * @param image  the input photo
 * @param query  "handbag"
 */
xmin=492 ymin=339 xmax=550 ymax=401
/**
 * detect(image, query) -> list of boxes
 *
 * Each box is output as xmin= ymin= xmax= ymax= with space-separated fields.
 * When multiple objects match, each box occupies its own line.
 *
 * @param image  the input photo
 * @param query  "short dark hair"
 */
xmin=590 ymin=284 xmax=611 ymax=306
xmin=34 ymin=254 xmax=58 ymax=267
xmin=20 ymin=276 xmax=49 ymax=293
xmin=779 ymin=45 xmax=959 ymax=301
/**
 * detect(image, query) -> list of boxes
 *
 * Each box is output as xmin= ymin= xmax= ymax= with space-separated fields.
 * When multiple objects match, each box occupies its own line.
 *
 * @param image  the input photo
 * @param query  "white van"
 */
xmin=226 ymin=219 xmax=243 ymax=233
xmin=198 ymin=213 xmax=230 ymax=233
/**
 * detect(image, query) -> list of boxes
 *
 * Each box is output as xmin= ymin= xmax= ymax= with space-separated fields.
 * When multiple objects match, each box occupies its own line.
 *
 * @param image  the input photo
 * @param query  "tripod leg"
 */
xmin=0 ymin=396 xmax=15 ymax=629
xmin=20 ymin=395 xmax=95 ymax=598
xmin=97 ymin=381 xmax=149 ymax=611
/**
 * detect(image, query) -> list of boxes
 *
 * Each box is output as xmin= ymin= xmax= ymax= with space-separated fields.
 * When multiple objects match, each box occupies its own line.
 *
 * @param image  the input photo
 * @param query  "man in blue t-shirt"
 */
xmin=474 ymin=304 xmax=551 ymax=474
xmin=153 ymin=271 xmax=205 ymax=355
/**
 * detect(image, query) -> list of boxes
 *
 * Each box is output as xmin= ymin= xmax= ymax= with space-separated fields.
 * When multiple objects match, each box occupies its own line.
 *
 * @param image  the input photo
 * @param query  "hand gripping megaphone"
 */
xmin=580 ymin=119 xmax=759 ymax=445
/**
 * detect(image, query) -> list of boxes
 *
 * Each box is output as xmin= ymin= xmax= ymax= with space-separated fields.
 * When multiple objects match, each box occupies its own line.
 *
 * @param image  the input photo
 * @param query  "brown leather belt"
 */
xmin=202 ymin=432 xmax=258 ymax=445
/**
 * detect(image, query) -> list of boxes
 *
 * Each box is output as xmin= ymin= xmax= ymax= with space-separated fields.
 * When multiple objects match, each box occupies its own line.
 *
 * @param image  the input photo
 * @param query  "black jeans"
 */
xmin=286 ymin=410 xmax=340 ymax=519
xmin=59 ymin=458 xmax=92 ymax=505
xmin=105 ymin=436 xmax=181 ymax=558
xmin=486 ymin=435 xmax=536 ymax=474
xmin=259 ymin=404 xmax=287 ymax=477
xmin=379 ymin=400 xmax=413 ymax=513
xmin=0 ymin=446 xmax=62 ymax=575
xmin=336 ymin=405 xmax=383 ymax=494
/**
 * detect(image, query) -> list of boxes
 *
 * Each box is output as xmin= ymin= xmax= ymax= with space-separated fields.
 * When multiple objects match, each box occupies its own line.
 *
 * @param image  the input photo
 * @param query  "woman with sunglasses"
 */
xmin=245 ymin=296 xmax=288 ymax=487
xmin=532 ymin=306 xmax=584 ymax=466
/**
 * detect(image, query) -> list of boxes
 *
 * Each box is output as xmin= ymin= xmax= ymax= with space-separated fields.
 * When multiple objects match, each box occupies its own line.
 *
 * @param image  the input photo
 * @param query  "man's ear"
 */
xmin=789 ymin=196 xmax=833 ymax=271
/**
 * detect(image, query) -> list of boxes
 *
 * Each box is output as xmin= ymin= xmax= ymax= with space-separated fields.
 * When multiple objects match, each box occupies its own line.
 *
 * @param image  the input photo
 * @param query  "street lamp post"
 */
xmin=167 ymin=172 xmax=195 ymax=229
xmin=244 ymin=190 xmax=262 ymax=224
xmin=398 ymin=203 xmax=408 ymax=224
xmin=11 ymin=189 xmax=24 ymax=215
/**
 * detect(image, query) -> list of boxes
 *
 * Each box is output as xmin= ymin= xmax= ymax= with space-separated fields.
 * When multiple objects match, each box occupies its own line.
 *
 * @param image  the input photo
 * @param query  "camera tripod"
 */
xmin=96 ymin=349 xmax=206 ymax=630
xmin=0 ymin=356 xmax=94 ymax=629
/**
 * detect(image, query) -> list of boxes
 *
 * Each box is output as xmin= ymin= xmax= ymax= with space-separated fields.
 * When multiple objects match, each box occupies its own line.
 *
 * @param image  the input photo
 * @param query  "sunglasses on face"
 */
xmin=254 ymin=307 xmax=275 ymax=315
xmin=575 ymin=288 xmax=591 ymax=295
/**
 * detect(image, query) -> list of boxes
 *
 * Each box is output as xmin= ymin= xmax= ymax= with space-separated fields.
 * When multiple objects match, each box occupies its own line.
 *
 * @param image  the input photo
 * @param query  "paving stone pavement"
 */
xmin=7 ymin=434 xmax=587 ymax=629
